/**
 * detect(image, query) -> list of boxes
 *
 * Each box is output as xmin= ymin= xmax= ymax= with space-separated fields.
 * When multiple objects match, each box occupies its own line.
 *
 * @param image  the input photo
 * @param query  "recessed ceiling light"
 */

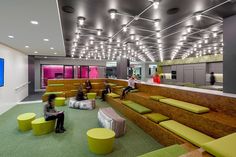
xmin=50 ymin=47 xmax=54 ymax=50
xmin=25 ymin=46 xmax=29 ymax=48
xmin=54 ymin=52 xmax=57 ymax=55
xmin=78 ymin=16 xmax=86 ymax=26
xmin=30 ymin=20 xmax=39 ymax=25
xmin=34 ymin=51 xmax=38 ymax=54
xmin=108 ymin=9 xmax=117 ymax=19
xmin=8 ymin=35 xmax=14 ymax=39
xmin=43 ymin=38 xmax=49 ymax=41
xmin=44 ymin=56 xmax=47 ymax=58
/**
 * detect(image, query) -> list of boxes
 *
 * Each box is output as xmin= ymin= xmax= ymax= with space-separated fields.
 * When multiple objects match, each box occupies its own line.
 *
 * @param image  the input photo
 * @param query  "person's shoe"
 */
xmin=61 ymin=127 xmax=66 ymax=132
xmin=55 ymin=129 xmax=64 ymax=133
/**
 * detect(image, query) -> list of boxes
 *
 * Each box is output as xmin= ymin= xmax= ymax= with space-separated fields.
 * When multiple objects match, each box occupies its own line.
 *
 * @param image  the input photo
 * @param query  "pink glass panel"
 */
xmin=41 ymin=65 xmax=63 ymax=88
xmin=77 ymin=66 xmax=81 ymax=78
xmin=89 ymin=66 xmax=99 ymax=78
xmin=81 ymin=66 xmax=89 ymax=78
xmin=64 ymin=66 xmax=73 ymax=79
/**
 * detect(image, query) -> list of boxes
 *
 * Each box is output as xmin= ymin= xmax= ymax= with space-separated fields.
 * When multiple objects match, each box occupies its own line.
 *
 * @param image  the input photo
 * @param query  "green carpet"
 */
xmin=0 ymin=100 xmax=163 ymax=157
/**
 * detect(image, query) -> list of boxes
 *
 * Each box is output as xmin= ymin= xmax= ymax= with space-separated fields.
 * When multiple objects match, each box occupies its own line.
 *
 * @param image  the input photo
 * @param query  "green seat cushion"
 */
xmin=91 ymin=83 xmax=100 ymax=85
xmin=43 ymin=92 xmax=64 ymax=96
xmin=160 ymin=98 xmax=209 ymax=114
xmin=137 ymin=144 xmax=187 ymax=157
xmin=160 ymin=120 xmax=215 ymax=147
xmin=48 ymin=84 xmax=64 ymax=87
xmin=107 ymin=93 xmax=120 ymax=98
xmin=115 ymin=86 xmax=124 ymax=88
xmin=55 ymin=97 xmax=65 ymax=100
xmin=202 ymin=133 xmax=236 ymax=157
xmin=150 ymin=95 xmax=167 ymax=101
xmin=108 ymin=83 xmax=117 ymax=87
xmin=130 ymin=89 xmax=139 ymax=93
xmin=146 ymin=113 xmax=169 ymax=123
xmin=122 ymin=100 xmax=151 ymax=114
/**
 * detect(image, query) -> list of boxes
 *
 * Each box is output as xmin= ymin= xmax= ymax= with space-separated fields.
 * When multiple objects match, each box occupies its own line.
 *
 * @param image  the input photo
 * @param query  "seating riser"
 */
xmin=106 ymin=96 xmax=188 ymax=146
xmin=126 ymin=93 xmax=236 ymax=138
xmin=135 ymin=83 xmax=236 ymax=117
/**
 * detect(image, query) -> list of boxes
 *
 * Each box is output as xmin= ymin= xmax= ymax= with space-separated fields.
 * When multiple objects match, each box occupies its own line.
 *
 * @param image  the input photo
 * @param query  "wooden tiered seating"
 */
xmin=125 ymin=92 xmax=236 ymax=138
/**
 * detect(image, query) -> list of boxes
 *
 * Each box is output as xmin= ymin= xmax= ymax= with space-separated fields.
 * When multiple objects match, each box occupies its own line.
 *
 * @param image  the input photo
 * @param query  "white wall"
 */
xmin=34 ymin=58 xmax=107 ymax=91
xmin=0 ymin=43 xmax=28 ymax=114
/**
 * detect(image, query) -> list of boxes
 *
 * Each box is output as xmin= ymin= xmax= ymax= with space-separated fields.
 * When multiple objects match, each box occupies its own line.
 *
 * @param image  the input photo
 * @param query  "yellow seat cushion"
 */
xmin=31 ymin=117 xmax=55 ymax=136
xmin=145 ymin=113 xmax=169 ymax=123
xmin=202 ymin=133 xmax=236 ymax=157
xmin=150 ymin=95 xmax=167 ymax=101
xmin=122 ymin=100 xmax=152 ymax=114
xmin=87 ymin=128 xmax=115 ymax=154
xmin=160 ymin=120 xmax=215 ymax=147
xmin=160 ymin=98 xmax=209 ymax=114
xmin=17 ymin=113 xmax=36 ymax=131
xmin=107 ymin=93 xmax=120 ymax=98
xmin=137 ymin=144 xmax=187 ymax=157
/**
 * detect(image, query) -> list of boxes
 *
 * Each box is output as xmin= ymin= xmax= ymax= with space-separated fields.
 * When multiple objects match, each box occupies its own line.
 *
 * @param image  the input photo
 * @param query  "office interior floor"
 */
xmin=22 ymin=92 xmax=44 ymax=102
xmin=0 ymin=99 xmax=162 ymax=157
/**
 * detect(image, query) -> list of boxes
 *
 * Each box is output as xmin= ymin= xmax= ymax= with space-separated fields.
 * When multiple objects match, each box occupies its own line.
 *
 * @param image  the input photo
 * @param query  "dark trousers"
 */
xmin=101 ymin=90 xmax=109 ymax=101
xmin=121 ymin=86 xmax=133 ymax=98
xmin=45 ymin=113 xmax=64 ymax=129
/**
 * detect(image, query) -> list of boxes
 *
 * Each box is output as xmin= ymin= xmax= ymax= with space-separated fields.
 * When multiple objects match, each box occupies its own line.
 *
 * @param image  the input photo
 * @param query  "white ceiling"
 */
xmin=0 ymin=0 xmax=65 ymax=56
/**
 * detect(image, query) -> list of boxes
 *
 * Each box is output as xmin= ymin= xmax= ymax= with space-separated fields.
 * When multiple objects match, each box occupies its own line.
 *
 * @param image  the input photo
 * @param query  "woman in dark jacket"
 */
xmin=76 ymin=85 xmax=86 ymax=101
xmin=85 ymin=80 xmax=92 ymax=93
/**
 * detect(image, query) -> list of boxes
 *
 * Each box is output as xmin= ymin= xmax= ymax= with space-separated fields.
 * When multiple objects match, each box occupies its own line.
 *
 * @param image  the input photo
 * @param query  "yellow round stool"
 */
xmin=31 ymin=117 xmax=55 ymax=136
xmin=55 ymin=97 xmax=66 ymax=106
xmin=87 ymin=128 xmax=115 ymax=154
xmin=17 ymin=113 xmax=36 ymax=131
xmin=87 ymin=93 xmax=97 ymax=99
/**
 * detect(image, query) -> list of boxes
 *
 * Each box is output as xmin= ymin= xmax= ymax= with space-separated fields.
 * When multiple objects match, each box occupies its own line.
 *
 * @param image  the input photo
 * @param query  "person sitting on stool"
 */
xmin=101 ymin=80 xmax=111 ymax=101
xmin=44 ymin=94 xmax=66 ymax=133
xmin=120 ymin=75 xmax=136 ymax=99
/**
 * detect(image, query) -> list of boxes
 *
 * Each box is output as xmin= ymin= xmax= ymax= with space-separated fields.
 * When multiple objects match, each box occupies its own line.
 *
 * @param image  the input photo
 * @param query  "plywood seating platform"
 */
xmin=137 ymin=144 xmax=188 ymax=157
xmin=42 ymin=92 xmax=65 ymax=102
xmin=126 ymin=92 xmax=236 ymax=138
xmin=106 ymin=96 xmax=189 ymax=146
xmin=48 ymin=84 xmax=64 ymax=87
xmin=160 ymin=120 xmax=215 ymax=147
xmin=122 ymin=100 xmax=151 ymax=114
xmin=202 ymin=133 xmax=236 ymax=157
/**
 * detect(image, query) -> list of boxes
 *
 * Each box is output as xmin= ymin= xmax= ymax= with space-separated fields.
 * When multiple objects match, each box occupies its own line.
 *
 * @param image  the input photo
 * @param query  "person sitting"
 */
xmin=85 ymin=79 xmax=92 ymax=93
xmin=120 ymin=75 xmax=136 ymax=99
xmin=76 ymin=85 xmax=86 ymax=101
xmin=44 ymin=94 xmax=66 ymax=133
xmin=101 ymin=80 xmax=112 ymax=101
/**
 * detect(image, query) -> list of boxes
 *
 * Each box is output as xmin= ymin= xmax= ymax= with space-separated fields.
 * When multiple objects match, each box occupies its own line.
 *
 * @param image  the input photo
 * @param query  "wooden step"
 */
xmin=106 ymin=95 xmax=189 ymax=146
xmin=126 ymin=92 xmax=236 ymax=138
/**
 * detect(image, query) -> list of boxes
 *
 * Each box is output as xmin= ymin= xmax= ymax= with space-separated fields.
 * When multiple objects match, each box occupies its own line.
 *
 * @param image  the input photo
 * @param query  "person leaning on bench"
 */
xmin=101 ymin=80 xmax=112 ymax=101
xmin=120 ymin=75 xmax=137 ymax=100
xmin=44 ymin=94 xmax=66 ymax=133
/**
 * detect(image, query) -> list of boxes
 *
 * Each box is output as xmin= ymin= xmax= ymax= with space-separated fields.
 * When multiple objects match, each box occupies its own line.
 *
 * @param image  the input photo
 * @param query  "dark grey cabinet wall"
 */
xmin=162 ymin=64 xmax=206 ymax=85
xmin=162 ymin=62 xmax=222 ymax=85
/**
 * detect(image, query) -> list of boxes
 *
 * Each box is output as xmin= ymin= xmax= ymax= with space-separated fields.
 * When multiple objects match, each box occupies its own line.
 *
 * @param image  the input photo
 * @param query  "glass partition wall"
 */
xmin=41 ymin=64 xmax=101 ymax=88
